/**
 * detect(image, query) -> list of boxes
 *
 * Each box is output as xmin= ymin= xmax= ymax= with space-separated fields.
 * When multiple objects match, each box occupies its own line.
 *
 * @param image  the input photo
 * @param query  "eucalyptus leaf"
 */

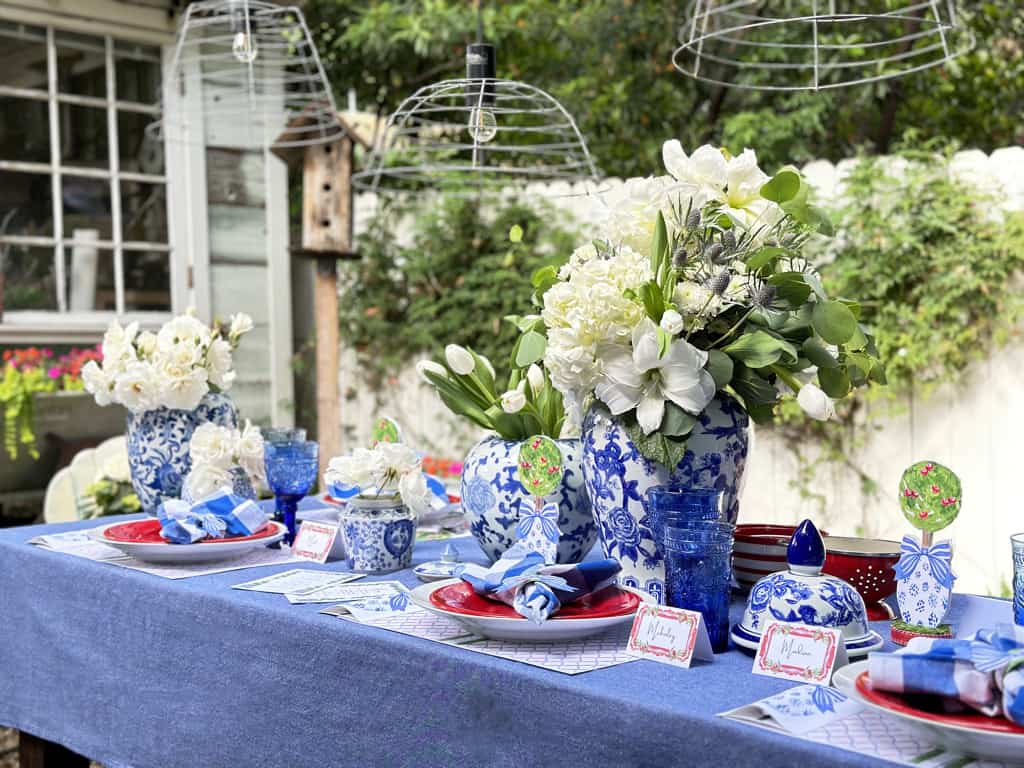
xmin=747 ymin=246 xmax=786 ymax=272
xmin=818 ymin=366 xmax=851 ymax=398
xmin=623 ymin=418 xmax=687 ymax=471
xmin=509 ymin=224 xmax=524 ymax=244
xmin=531 ymin=265 xmax=558 ymax=292
xmin=515 ymin=330 xmax=547 ymax=367
xmin=723 ymin=330 xmax=798 ymax=369
xmin=768 ymin=271 xmax=812 ymax=307
xmin=811 ymin=300 xmax=858 ymax=345
xmin=730 ymin=363 xmax=778 ymax=408
xmin=706 ymin=349 xmax=734 ymax=388
xmin=802 ymin=337 xmax=839 ymax=369
xmin=760 ymin=168 xmax=802 ymax=203
xmin=660 ymin=402 xmax=698 ymax=437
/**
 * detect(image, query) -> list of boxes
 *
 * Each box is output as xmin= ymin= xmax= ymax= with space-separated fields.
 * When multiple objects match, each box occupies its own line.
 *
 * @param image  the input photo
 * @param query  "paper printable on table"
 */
xmin=232 ymin=569 xmax=361 ymax=595
xmin=317 ymin=581 xmax=421 ymax=621
xmin=285 ymin=580 xmax=399 ymax=605
xmin=625 ymin=604 xmax=713 ymax=669
xmin=30 ymin=531 xmax=128 ymax=562
xmin=722 ymin=684 xmax=863 ymax=735
xmin=752 ymin=621 xmax=847 ymax=683
xmin=291 ymin=521 xmax=342 ymax=564
xmin=515 ymin=435 xmax=563 ymax=563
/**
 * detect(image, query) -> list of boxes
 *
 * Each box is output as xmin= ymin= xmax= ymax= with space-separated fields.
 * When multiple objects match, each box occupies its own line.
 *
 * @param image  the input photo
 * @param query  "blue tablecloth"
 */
xmin=0 ymin=515 xmax=1004 ymax=768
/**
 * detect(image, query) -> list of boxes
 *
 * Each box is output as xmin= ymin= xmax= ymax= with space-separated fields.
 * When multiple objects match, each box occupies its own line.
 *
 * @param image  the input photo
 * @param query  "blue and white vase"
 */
xmin=460 ymin=436 xmax=596 ymax=564
xmin=582 ymin=393 xmax=750 ymax=602
xmin=339 ymin=495 xmax=417 ymax=574
xmin=126 ymin=392 xmax=238 ymax=515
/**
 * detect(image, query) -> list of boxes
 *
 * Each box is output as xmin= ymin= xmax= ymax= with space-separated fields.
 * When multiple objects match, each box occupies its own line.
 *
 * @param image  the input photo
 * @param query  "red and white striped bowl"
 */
xmin=733 ymin=524 xmax=829 ymax=591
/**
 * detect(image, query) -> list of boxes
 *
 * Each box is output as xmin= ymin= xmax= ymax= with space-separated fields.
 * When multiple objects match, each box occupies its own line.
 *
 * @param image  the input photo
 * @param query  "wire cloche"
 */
xmin=352 ymin=43 xmax=601 ymax=197
xmin=148 ymin=0 xmax=343 ymax=150
xmin=673 ymin=1 xmax=974 ymax=91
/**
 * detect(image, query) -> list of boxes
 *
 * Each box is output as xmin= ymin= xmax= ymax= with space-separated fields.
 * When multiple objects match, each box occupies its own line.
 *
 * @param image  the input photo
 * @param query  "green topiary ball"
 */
xmin=898 ymin=460 xmax=962 ymax=533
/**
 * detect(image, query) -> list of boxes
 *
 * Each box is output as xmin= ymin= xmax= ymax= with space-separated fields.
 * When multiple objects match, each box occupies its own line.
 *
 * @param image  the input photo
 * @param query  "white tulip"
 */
xmin=416 ymin=359 xmax=448 ymax=383
xmin=797 ymin=383 xmax=836 ymax=421
xmin=501 ymin=388 xmax=527 ymax=414
xmin=526 ymin=364 xmax=545 ymax=395
xmin=444 ymin=344 xmax=476 ymax=376
xmin=659 ymin=309 xmax=684 ymax=336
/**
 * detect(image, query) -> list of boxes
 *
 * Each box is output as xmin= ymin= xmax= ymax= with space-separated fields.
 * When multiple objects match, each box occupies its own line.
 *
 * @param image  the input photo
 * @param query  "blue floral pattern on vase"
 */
xmin=581 ymin=393 xmax=750 ymax=602
xmin=126 ymin=392 xmax=238 ymax=515
xmin=340 ymin=498 xmax=417 ymax=573
xmin=460 ymin=437 xmax=596 ymax=564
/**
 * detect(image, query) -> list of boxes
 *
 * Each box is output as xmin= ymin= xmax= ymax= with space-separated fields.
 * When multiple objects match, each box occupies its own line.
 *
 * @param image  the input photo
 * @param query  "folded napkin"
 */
xmin=157 ymin=488 xmax=267 ymax=544
xmin=459 ymin=544 xmax=622 ymax=624
xmin=869 ymin=623 xmax=1024 ymax=726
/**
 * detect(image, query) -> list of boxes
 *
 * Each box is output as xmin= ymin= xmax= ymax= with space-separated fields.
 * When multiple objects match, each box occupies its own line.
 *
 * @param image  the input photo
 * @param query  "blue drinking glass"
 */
xmin=261 ymin=427 xmax=307 ymax=444
xmin=663 ymin=525 xmax=734 ymax=653
xmin=264 ymin=441 xmax=319 ymax=545
xmin=647 ymin=487 xmax=723 ymax=558
xmin=1012 ymin=533 xmax=1024 ymax=627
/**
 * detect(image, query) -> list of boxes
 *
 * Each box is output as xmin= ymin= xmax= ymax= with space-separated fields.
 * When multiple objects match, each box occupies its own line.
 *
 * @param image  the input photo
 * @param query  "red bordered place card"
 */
xmin=291 ymin=521 xmax=341 ymax=563
xmin=752 ymin=621 xmax=848 ymax=683
xmin=625 ymin=604 xmax=713 ymax=669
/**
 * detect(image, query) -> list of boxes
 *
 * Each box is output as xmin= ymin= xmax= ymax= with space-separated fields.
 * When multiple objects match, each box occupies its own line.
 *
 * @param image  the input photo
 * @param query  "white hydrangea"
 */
xmin=597 ymin=176 xmax=676 ymax=255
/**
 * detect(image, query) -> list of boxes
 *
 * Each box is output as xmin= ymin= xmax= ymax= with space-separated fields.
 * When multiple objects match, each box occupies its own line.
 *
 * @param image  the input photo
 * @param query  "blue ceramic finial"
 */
xmin=787 ymin=519 xmax=826 ymax=575
xmin=441 ymin=543 xmax=461 ymax=564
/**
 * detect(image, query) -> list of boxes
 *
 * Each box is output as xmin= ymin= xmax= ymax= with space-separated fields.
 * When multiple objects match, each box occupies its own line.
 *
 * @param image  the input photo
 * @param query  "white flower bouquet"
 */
xmin=532 ymin=141 xmax=885 ymax=468
xmin=324 ymin=442 xmax=434 ymax=515
xmin=82 ymin=311 xmax=254 ymax=413
xmin=183 ymin=421 xmax=265 ymax=500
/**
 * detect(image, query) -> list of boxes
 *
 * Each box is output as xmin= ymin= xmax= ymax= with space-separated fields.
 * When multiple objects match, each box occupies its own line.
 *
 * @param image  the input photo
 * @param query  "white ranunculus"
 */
xmin=229 ymin=312 xmax=254 ymax=339
xmin=398 ymin=470 xmax=433 ymax=516
xmin=659 ymin=309 xmax=684 ymax=336
xmin=325 ymin=448 xmax=386 ymax=490
xmin=82 ymin=360 xmax=114 ymax=406
xmin=183 ymin=463 xmax=232 ymax=504
xmin=100 ymin=320 xmax=139 ymax=374
xmin=379 ymin=442 xmax=420 ymax=476
xmin=157 ymin=314 xmax=211 ymax=352
xmin=161 ymin=364 xmax=209 ymax=411
xmin=594 ymin=319 xmax=716 ymax=434
xmin=113 ymin=361 xmax=158 ymax=413
xmin=416 ymin=359 xmax=448 ymax=383
xmin=206 ymin=338 xmax=234 ymax=390
xmin=136 ymin=331 xmax=157 ymax=357
xmin=444 ymin=344 xmax=476 ymax=376
xmin=526 ymin=364 xmax=545 ymax=395
xmin=189 ymin=423 xmax=236 ymax=467
xmin=500 ymin=387 xmax=527 ymax=414
xmin=236 ymin=420 xmax=265 ymax=481
xmin=797 ymin=383 xmax=836 ymax=421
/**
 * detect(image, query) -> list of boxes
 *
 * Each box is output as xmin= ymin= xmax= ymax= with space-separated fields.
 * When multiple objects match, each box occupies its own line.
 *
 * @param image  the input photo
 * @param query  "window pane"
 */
xmin=1 ymin=244 xmax=58 ymax=310
xmin=63 ymin=176 xmax=112 ymax=240
xmin=121 ymin=182 xmax=166 ymax=242
xmin=60 ymin=103 xmax=109 ymax=168
xmin=115 ymin=41 xmax=161 ymax=105
xmin=118 ymin=111 xmax=164 ymax=174
xmin=0 ymin=21 xmax=47 ymax=91
xmin=63 ymin=242 xmax=112 ymax=311
xmin=0 ymin=170 xmax=52 ymax=236
xmin=122 ymin=250 xmax=170 ymax=311
xmin=0 ymin=96 xmax=50 ymax=163
xmin=56 ymin=31 xmax=106 ymax=99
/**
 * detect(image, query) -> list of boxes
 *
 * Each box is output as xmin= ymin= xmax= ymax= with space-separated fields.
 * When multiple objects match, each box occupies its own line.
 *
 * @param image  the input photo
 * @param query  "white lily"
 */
xmin=662 ymin=141 xmax=727 ymax=206
xmin=594 ymin=318 xmax=716 ymax=434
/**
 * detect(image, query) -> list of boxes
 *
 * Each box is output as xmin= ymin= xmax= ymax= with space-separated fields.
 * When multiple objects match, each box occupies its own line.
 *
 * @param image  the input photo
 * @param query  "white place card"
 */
xmin=752 ymin=621 xmax=848 ymax=684
xmin=232 ymin=568 xmax=359 ymax=595
xmin=625 ymin=604 xmax=714 ymax=668
xmin=291 ymin=521 xmax=344 ymax=563
xmin=285 ymin=580 xmax=401 ymax=605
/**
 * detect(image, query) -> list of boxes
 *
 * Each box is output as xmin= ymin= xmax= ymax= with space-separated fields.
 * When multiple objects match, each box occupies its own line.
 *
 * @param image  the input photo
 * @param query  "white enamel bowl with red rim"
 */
xmin=410 ymin=578 xmax=654 ymax=641
xmin=733 ymin=524 xmax=829 ymax=590
xmin=822 ymin=536 xmax=902 ymax=621
xmin=91 ymin=518 xmax=286 ymax=564
xmin=835 ymin=661 xmax=1024 ymax=762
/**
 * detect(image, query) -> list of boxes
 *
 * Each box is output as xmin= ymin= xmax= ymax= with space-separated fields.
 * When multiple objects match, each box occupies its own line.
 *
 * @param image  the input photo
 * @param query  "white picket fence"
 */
xmin=345 ymin=146 xmax=1024 ymax=596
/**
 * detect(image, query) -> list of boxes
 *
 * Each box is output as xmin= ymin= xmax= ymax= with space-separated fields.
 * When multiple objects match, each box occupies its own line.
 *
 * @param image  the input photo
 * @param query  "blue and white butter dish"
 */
xmin=731 ymin=519 xmax=885 ymax=657
xmin=414 ymin=543 xmax=464 ymax=583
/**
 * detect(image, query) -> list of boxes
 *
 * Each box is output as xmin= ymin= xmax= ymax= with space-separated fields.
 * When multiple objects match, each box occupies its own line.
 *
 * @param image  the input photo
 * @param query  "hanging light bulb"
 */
xmin=466 ymin=43 xmax=497 ymax=144
xmin=229 ymin=0 xmax=258 ymax=63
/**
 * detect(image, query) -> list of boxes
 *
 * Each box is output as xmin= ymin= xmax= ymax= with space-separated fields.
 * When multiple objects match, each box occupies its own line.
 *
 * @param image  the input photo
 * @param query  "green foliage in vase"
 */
xmin=340 ymin=194 xmax=576 ymax=384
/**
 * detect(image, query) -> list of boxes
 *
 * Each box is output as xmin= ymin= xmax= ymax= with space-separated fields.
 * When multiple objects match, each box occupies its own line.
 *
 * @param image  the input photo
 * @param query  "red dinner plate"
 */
xmin=101 ymin=519 xmax=276 ymax=545
xmin=856 ymin=672 xmax=1024 ymax=735
xmin=429 ymin=581 xmax=640 ymax=620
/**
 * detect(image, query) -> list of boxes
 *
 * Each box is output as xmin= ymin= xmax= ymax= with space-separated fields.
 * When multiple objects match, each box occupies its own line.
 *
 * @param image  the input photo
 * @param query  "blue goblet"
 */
xmin=264 ymin=441 xmax=319 ymax=545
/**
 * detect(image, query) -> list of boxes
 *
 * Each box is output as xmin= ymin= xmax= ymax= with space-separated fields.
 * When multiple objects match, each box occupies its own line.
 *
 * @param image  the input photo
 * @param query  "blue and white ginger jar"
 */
xmin=340 ymin=495 xmax=417 ymax=574
xmin=126 ymin=392 xmax=238 ymax=515
xmin=460 ymin=436 xmax=596 ymax=564
xmin=582 ymin=393 xmax=750 ymax=602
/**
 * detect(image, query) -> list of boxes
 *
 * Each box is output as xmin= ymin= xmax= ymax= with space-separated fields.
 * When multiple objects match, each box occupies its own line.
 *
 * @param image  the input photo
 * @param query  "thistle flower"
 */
xmin=672 ymin=245 xmax=689 ymax=269
xmin=748 ymin=281 xmax=779 ymax=310
xmin=685 ymin=208 xmax=701 ymax=230
xmin=703 ymin=242 xmax=725 ymax=264
xmin=707 ymin=268 xmax=731 ymax=296
xmin=721 ymin=230 xmax=736 ymax=251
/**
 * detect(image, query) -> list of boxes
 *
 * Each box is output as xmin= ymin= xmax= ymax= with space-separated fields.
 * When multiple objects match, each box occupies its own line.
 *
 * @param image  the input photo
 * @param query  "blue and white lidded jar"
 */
xmin=339 ymin=495 xmax=417 ymax=574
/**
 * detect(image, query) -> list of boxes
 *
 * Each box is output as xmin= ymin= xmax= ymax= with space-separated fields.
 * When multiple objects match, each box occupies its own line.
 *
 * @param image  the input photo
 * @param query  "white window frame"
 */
xmin=0 ymin=3 xmax=186 ymax=344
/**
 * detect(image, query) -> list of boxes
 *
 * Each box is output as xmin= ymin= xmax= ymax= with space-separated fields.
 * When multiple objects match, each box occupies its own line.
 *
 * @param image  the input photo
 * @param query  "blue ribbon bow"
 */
xmin=893 ymin=535 xmax=956 ymax=590
xmin=515 ymin=502 xmax=560 ymax=543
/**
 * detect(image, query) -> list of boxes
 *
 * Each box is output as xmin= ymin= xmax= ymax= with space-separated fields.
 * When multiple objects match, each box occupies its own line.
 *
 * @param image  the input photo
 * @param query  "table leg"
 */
xmin=18 ymin=731 xmax=90 ymax=768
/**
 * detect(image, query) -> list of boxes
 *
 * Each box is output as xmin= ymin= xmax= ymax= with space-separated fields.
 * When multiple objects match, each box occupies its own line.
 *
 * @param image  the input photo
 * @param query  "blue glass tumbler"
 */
xmin=264 ymin=441 xmax=319 ymax=545
xmin=663 ymin=522 xmax=734 ymax=653
xmin=1012 ymin=533 xmax=1024 ymax=627
xmin=262 ymin=427 xmax=307 ymax=444
xmin=646 ymin=486 xmax=723 ymax=559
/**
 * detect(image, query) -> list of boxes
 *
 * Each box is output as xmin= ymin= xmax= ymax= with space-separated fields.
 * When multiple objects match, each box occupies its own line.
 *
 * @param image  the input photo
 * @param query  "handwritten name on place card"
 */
xmin=752 ymin=621 xmax=847 ymax=684
xmin=626 ymin=604 xmax=713 ymax=669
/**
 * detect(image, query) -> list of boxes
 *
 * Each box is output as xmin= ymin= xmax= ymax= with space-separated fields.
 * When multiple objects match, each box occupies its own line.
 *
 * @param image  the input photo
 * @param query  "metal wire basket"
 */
xmin=148 ymin=0 xmax=342 ymax=150
xmin=673 ymin=0 xmax=974 ymax=91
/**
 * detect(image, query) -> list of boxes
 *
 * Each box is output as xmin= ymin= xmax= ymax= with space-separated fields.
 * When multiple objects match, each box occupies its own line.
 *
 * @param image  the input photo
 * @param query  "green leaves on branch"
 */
xmin=811 ymin=300 xmax=858 ymax=345
xmin=514 ymin=331 xmax=547 ymax=368
xmin=723 ymin=330 xmax=798 ymax=369
xmin=623 ymin=415 xmax=689 ymax=472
